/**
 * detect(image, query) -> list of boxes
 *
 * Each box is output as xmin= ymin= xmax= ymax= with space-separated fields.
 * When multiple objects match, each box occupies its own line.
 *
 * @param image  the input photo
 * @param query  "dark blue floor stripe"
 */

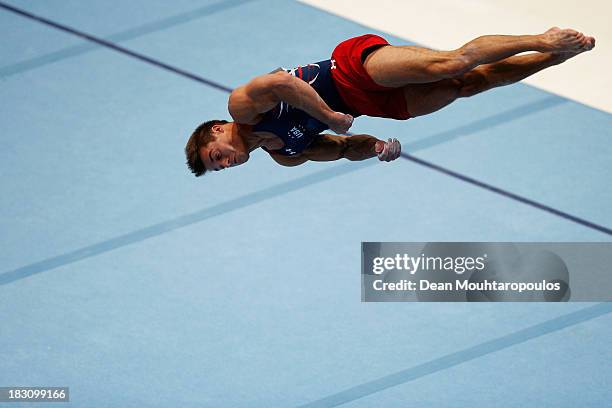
xmin=401 ymin=153 xmax=612 ymax=236
xmin=0 ymin=0 xmax=257 ymax=78
xmin=0 ymin=1 xmax=232 ymax=92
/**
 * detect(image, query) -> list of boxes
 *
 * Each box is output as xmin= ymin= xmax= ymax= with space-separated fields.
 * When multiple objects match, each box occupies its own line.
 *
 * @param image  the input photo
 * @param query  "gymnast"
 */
xmin=185 ymin=28 xmax=594 ymax=175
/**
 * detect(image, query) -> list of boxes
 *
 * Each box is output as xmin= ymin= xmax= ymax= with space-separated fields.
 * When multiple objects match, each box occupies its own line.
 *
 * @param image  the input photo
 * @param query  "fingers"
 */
xmin=345 ymin=114 xmax=354 ymax=132
xmin=389 ymin=138 xmax=401 ymax=159
xmin=330 ymin=113 xmax=353 ymax=134
xmin=377 ymin=138 xmax=401 ymax=162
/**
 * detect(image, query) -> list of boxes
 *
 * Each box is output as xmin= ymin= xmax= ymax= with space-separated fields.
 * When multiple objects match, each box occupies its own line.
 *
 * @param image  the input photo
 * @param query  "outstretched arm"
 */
xmin=269 ymin=134 xmax=401 ymax=167
xmin=228 ymin=71 xmax=353 ymax=134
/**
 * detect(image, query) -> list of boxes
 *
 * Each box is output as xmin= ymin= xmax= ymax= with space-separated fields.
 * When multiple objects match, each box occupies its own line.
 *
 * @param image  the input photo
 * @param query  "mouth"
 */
xmin=234 ymin=153 xmax=245 ymax=166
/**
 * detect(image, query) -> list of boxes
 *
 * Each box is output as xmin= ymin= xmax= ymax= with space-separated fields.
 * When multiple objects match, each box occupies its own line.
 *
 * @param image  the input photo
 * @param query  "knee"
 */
xmin=457 ymin=69 xmax=489 ymax=97
xmin=427 ymin=52 xmax=472 ymax=79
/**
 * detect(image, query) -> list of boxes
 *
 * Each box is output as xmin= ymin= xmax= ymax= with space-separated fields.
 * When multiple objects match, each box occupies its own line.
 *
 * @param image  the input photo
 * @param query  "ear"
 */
xmin=211 ymin=124 xmax=224 ymax=133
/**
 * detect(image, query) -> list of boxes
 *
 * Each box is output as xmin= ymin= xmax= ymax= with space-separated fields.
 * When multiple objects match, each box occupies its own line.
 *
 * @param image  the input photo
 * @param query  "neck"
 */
xmin=233 ymin=122 xmax=266 ymax=152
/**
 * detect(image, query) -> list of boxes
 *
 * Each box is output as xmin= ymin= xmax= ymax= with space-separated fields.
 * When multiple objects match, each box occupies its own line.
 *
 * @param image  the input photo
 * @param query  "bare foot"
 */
xmin=553 ymin=34 xmax=596 ymax=62
xmin=543 ymin=27 xmax=595 ymax=53
xmin=328 ymin=112 xmax=353 ymax=134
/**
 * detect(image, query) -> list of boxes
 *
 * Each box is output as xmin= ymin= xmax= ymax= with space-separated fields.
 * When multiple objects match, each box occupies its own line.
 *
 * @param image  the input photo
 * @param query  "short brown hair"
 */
xmin=185 ymin=120 xmax=228 ymax=177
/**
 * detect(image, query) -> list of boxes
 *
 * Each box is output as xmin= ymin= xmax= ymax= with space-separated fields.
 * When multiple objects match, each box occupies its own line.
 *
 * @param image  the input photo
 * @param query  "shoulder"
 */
xmin=229 ymin=71 xmax=290 ymax=101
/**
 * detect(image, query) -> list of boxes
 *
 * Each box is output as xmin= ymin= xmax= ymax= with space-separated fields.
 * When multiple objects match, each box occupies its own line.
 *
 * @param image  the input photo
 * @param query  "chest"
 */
xmin=253 ymin=131 xmax=285 ymax=150
xmin=252 ymin=106 xmax=326 ymax=156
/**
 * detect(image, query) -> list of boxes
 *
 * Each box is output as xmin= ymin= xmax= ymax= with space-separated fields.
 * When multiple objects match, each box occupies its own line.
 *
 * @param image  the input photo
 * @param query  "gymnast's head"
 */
xmin=185 ymin=119 xmax=249 ymax=176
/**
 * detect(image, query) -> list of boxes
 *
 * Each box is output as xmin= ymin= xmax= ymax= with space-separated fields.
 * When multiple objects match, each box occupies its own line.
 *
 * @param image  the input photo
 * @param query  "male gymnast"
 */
xmin=185 ymin=28 xmax=594 ymax=175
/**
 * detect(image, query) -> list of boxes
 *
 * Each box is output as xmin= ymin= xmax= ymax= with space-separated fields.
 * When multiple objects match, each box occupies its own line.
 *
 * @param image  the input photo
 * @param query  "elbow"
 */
xmin=270 ymin=153 xmax=307 ymax=167
xmin=277 ymin=161 xmax=303 ymax=167
xmin=270 ymin=71 xmax=294 ymax=96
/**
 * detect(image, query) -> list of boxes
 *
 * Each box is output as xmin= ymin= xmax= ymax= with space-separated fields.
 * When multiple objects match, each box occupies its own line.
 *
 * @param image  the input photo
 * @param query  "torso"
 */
xmin=252 ymin=130 xmax=285 ymax=151
xmin=250 ymin=59 xmax=353 ymax=156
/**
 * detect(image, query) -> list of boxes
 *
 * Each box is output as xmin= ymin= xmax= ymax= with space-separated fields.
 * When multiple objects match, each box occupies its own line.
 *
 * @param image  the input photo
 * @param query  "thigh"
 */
xmin=402 ymin=78 xmax=462 ymax=117
xmin=364 ymin=45 xmax=455 ymax=87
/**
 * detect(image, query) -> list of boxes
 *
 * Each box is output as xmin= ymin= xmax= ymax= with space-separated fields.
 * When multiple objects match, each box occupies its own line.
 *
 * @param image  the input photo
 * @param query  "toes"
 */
xmin=581 ymin=36 xmax=595 ymax=51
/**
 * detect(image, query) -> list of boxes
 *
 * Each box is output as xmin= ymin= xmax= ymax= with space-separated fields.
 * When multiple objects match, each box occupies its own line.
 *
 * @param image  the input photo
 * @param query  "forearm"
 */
xmin=342 ymin=135 xmax=382 ymax=161
xmin=270 ymin=134 xmax=393 ymax=167
xmin=304 ymin=134 xmax=382 ymax=162
xmin=272 ymin=73 xmax=336 ymax=125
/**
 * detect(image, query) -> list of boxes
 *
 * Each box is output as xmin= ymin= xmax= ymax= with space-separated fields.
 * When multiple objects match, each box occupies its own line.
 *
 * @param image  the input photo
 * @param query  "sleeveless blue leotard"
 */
xmin=252 ymin=59 xmax=355 ymax=156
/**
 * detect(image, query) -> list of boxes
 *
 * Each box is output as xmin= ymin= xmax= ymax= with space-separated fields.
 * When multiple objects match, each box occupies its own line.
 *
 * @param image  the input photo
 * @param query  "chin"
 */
xmin=238 ymin=152 xmax=249 ymax=164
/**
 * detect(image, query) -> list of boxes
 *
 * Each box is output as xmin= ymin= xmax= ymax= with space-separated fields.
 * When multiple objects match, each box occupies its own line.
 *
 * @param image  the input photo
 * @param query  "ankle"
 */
xmin=548 ymin=52 xmax=568 ymax=65
xmin=533 ymin=34 xmax=552 ymax=52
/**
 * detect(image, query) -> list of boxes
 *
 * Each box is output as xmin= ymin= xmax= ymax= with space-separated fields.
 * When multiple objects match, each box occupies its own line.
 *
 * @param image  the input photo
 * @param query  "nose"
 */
xmin=219 ymin=157 xmax=231 ymax=170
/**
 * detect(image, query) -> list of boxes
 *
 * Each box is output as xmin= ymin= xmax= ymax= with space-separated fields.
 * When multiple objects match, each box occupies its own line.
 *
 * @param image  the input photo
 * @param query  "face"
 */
xmin=199 ymin=123 xmax=249 ymax=172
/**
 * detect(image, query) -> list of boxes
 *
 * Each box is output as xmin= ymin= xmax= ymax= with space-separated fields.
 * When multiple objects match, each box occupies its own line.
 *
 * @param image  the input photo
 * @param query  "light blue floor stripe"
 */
xmin=0 ymin=0 xmax=256 ymax=78
xmin=298 ymin=302 xmax=612 ymax=408
xmin=403 ymin=96 xmax=564 ymax=151
xmin=0 ymin=160 xmax=363 ymax=285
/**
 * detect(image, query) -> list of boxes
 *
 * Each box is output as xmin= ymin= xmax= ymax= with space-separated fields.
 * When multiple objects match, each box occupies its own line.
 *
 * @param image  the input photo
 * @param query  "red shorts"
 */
xmin=331 ymin=34 xmax=411 ymax=120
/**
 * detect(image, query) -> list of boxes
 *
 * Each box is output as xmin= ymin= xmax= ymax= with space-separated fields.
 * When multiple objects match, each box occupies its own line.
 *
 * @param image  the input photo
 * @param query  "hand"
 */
xmin=377 ymin=138 xmax=401 ymax=162
xmin=328 ymin=112 xmax=353 ymax=134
